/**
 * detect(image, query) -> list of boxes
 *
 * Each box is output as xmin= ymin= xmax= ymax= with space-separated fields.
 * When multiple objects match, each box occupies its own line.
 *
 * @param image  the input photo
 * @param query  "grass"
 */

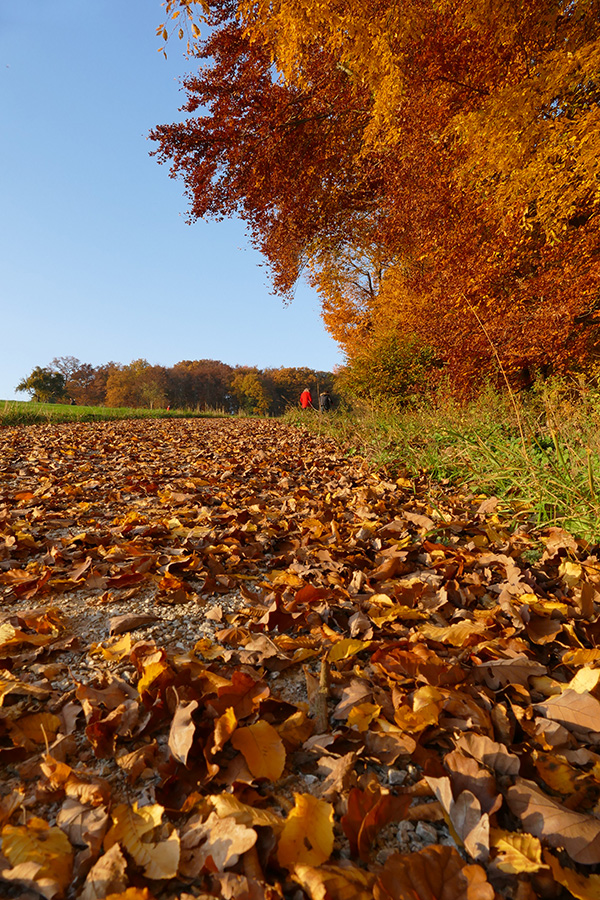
xmin=285 ymin=378 xmax=600 ymax=543
xmin=0 ymin=400 xmax=229 ymax=427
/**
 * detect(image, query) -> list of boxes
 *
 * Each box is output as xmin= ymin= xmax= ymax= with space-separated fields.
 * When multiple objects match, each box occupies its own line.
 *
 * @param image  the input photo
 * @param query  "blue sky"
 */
xmin=0 ymin=1 xmax=343 ymax=401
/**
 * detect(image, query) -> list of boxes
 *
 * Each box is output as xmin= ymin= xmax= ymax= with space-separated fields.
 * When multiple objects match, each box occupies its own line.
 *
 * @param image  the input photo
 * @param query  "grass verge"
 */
xmin=286 ymin=379 xmax=600 ymax=543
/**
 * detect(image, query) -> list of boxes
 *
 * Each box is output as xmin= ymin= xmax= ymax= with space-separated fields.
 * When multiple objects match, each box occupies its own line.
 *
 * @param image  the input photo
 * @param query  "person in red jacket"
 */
xmin=300 ymin=388 xmax=313 ymax=409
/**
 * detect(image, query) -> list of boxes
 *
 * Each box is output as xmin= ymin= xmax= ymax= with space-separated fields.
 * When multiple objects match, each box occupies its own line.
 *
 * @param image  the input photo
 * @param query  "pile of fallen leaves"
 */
xmin=1 ymin=418 xmax=600 ymax=900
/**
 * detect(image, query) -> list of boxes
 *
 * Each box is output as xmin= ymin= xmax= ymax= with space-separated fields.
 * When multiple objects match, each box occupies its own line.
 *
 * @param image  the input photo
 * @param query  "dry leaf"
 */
xmin=277 ymin=794 xmax=334 ymax=869
xmin=507 ymin=777 xmax=600 ymax=864
xmin=230 ymin=719 xmax=286 ymax=780
xmin=374 ymin=845 xmax=494 ymax=900
xmin=1 ymin=816 xmax=73 ymax=899
xmin=104 ymin=802 xmax=180 ymax=879
xmin=80 ymin=843 xmax=128 ymax=900
xmin=179 ymin=811 xmax=257 ymax=876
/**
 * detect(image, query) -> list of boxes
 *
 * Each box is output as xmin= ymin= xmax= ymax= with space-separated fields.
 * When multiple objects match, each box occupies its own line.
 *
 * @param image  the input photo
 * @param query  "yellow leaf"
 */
xmin=230 ymin=719 xmax=286 ymax=780
xmin=418 ymin=621 xmax=488 ymax=646
xmin=2 ymin=816 xmax=73 ymax=895
xmin=137 ymin=659 xmax=169 ymax=695
xmin=534 ymin=755 xmax=579 ymax=795
xmin=292 ymin=862 xmax=376 ymax=899
xmin=544 ymin=849 xmax=600 ymax=899
xmin=347 ymin=702 xmax=381 ymax=731
xmin=9 ymin=712 xmax=62 ymax=746
xmin=558 ymin=560 xmax=583 ymax=588
xmin=104 ymin=802 xmax=180 ymax=879
xmin=327 ymin=638 xmax=372 ymax=664
xmin=490 ymin=829 xmax=545 ymax=873
xmin=105 ymin=890 xmax=154 ymax=900
xmin=268 ymin=570 xmax=304 ymax=587
xmin=90 ymin=634 xmax=132 ymax=662
xmin=210 ymin=793 xmax=284 ymax=830
xmin=567 ymin=667 xmax=600 ymax=694
xmin=278 ymin=794 xmax=334 ymax=869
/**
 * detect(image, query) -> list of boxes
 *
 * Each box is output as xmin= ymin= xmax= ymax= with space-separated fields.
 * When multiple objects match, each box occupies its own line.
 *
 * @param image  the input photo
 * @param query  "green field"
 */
xmin=0 ymin=400 xmax=226 ymax=427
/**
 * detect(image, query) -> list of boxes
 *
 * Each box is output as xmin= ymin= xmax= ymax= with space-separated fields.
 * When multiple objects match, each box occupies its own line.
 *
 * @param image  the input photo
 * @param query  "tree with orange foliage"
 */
xmin=152 ymin=0 xmax=600 ymax=392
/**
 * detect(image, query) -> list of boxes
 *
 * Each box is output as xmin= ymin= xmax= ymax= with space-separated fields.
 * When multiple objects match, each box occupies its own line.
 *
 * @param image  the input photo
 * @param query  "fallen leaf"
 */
xmin=507 ymin=777 xmax=600 ymax=864
xmin=179 ymin=811 xmax=257 ymax=876
xmin=168 ymin=699 xmax=198 ymax=765
xmin=104 ymin=802 xmax=180 ymax=879
xmin=374 ymin=845 xmax=494 ymax=900
xmin=490 ymin=828 xmax=545 ymax=874
xmin=277 ymin=794 xmax=334 ymax=869
xmin=80 ymin=843 xmax=128 ymax=900
xmin=1 ymin=816 xmax=73 ymax=899
xmin=230 ymin=719 xmax=286 ymax=780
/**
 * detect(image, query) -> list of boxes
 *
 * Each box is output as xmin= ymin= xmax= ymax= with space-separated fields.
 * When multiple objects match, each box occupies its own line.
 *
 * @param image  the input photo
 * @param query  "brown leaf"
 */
xmin=373 ymin=845 xmax=494 ymax=900
xmin=454 ymin=733 xmax=520 ymax=776
xmin=444 ymin=750 xmax=502 ymax=815
xmin=426 ymin=776 xmax=489 ymax=861
xmin=108 ymin=614 xmax=159 ymax=636
xmin=507 ymin=777 xmax=600 ymax=864
xmin=341 ymin=781 xmax=410 ymax=861
xmin=179 ymin=812 xmax=257 ymax=876
xmin=168 ymin=699 xmax=198 ymax=765
xmin=534 ymin=689 xmax=600 ymax=739
xmin=80 ymin=843 xmax=128 ymax=900
xmin=292 ymin=862 xmax=376 ymax=900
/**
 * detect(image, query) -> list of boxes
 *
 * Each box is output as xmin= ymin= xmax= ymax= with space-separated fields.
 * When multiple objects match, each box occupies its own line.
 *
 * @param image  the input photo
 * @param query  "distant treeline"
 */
xmin=16 ymin=357 xmax=337 ymax=415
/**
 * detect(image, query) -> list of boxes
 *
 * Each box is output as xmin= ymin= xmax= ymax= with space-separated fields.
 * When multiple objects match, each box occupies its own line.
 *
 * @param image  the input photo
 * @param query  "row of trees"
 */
xmin=151 ymin=0 xmax=600 ymax=395
xmin=16 ymin=356 xmax=336 ymax=415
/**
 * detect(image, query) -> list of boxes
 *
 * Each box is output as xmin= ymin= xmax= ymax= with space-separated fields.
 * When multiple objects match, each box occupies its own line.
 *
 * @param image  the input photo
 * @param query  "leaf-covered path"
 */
xmin=1 ymin=418 xmax=599 ymax=899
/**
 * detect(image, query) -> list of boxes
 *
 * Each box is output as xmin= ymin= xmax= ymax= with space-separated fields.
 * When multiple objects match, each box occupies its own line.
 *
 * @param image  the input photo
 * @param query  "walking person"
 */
xmin=300 ymin=387 xmax=313 ymax=409
xmin=319 ymin=390 xmax=331 ymax=412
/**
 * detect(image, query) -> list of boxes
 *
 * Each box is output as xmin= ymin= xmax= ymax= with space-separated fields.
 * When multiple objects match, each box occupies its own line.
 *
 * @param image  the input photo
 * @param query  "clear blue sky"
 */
xmin=0 ymin=1 xmax=343 ymax=401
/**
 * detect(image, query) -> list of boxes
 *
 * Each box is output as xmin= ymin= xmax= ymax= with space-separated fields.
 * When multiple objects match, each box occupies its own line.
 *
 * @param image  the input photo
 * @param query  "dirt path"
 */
xmin=0 ymin=418 xmax=598 ymax=899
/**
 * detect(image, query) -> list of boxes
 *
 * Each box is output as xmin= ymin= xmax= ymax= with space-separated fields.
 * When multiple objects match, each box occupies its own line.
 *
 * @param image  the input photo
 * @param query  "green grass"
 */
xmin=285 ymin=379 xmax=600 ymax=543
xmin=0 ymin=400 xmax=229 ymax=427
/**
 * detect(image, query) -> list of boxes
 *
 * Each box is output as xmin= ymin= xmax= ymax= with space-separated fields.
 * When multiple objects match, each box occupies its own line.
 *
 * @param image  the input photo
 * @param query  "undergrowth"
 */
xmin=286 ymin=378 xmax=600 ymax=543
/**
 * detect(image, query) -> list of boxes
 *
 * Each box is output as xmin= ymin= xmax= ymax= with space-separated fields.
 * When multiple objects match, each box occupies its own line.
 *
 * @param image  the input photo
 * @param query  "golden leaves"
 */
xmin=5 ymin=417 xmax=600 ymax=899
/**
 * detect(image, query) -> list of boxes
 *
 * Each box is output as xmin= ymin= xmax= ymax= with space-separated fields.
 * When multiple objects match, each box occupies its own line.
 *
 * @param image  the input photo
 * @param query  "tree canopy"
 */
xmin=152 ymin=0 xmax=600 ymax=392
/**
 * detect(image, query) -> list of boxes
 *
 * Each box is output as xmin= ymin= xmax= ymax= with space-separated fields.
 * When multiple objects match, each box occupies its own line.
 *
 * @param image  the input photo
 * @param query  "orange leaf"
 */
xmin=230 ymin=719 xmax=285 ymax=780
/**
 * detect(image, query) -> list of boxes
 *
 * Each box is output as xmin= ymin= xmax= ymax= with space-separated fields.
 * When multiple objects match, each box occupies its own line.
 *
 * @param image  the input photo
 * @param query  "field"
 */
xmin=0 ymin=415 xmax=598 ymax=899
xmin=0 ymin=401 xmax=223 ymax=427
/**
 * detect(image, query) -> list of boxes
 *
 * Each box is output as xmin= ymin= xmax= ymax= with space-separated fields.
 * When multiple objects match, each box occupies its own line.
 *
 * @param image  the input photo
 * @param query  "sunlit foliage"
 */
xmin=152 ymin=0 xmax=600 ymax=392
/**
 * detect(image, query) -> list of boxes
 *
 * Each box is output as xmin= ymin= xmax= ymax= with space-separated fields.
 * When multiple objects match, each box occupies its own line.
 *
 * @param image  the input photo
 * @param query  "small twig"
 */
xmin=313 ymin=656 xmax=330 ymax=733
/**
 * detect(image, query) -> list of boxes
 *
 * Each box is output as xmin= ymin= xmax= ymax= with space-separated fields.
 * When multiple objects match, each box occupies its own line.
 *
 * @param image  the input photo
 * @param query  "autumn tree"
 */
xmin=152 ymin=0 xmax=600 ymax=393
xmin=230 ymin=368 xmax=272 ymax=415
xmin=105 ymin=360 xmax=169 ymax=409
xmin=16 ymin=367 xmax=67 ymax=403
xmin=49 ymin=357 xmax=117 ymax=406
xmin=168 ymin=359 xmax=234 ymax=409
